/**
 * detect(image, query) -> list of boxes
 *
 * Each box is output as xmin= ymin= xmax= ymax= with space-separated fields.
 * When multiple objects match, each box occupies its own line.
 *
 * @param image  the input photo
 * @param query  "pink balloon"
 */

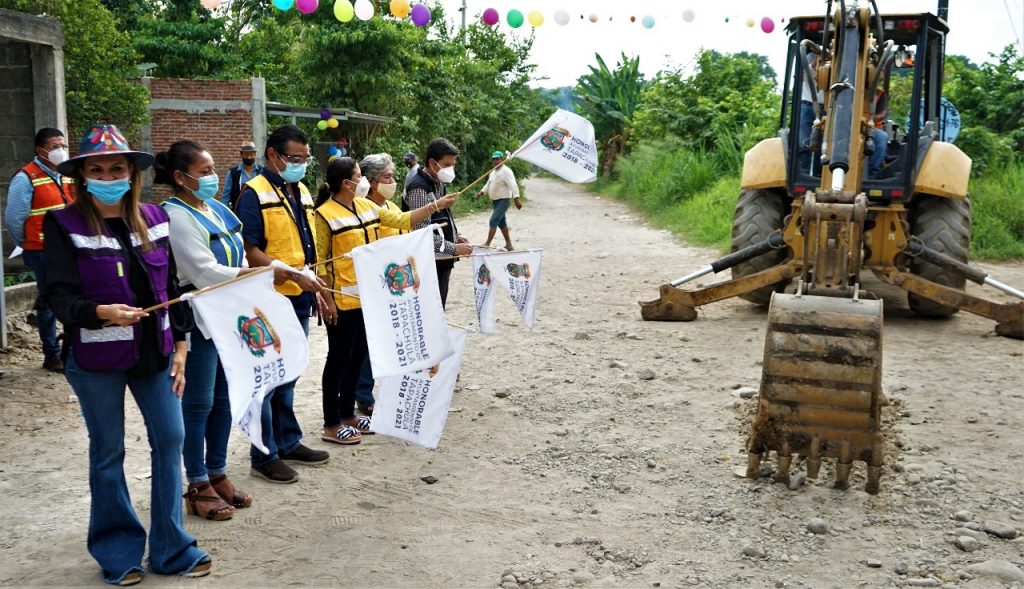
xmin=410 ymin=3 xmax=430 ymax=26
xmin=296 ymin=0 xmax=318 ymax=14
xmin=482 ymin=7 xmax=499 ymax=25
xmin=760 ymin=16 xmax=775 ymax=33
xmin=682 ymin=9 xmax=695 ymax=23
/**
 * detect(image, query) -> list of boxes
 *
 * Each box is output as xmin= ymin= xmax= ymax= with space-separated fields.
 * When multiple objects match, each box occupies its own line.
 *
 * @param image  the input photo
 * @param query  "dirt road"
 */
xmin=2 ymin=177 xmax=1023 ymax=588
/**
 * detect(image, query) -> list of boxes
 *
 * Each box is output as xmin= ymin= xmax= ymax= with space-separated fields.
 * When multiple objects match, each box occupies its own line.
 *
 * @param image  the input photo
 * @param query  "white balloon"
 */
xmin=682 ymin=9 xmax=695 ymax=23
xmin=354 ymin=0 xmax=374 ymax=20
xmin=554 ymin=9 xmax=569 ymax=26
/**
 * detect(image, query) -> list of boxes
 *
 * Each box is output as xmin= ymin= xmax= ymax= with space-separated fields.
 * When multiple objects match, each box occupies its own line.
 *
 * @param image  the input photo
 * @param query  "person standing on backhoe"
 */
xmin=475 ymin=151 xmax=521 ymax=251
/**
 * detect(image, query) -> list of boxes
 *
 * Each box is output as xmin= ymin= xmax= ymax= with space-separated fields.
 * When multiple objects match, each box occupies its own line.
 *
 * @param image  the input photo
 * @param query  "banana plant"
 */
xmin=574 ymin=52 xmax=646 ymax=174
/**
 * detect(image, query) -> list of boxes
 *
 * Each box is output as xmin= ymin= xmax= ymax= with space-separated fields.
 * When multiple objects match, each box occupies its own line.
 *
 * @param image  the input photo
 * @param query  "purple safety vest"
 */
xmin=51 ymin=203 xmax=173 ymax=371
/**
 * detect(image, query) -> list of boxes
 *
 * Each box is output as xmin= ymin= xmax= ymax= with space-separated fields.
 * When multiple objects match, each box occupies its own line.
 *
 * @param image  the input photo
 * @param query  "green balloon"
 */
xmin=317 ymin=120 xmax=329 ymax=130
xmin=507 ymin=9 xmax=524 ymax=28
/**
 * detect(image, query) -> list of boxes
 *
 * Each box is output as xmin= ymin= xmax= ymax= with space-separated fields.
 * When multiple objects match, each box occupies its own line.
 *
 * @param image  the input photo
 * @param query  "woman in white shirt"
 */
xmin=154 ymin=141 xmax=314 ymax=521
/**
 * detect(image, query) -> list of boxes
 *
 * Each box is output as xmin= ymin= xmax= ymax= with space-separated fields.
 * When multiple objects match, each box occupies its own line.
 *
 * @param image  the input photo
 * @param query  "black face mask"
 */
xmin=242 ymin=157 xmax=256 ymax=166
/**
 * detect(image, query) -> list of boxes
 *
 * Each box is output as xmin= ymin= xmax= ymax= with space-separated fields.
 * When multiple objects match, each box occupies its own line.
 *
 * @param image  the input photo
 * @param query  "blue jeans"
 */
xmin=868 ymin=128 xmax=889 ymax=179
xmin=797 ymin=101 xmax=822 ymax=176
xmin=353 ymin=354 xmax=375 ymax=407
xmin=22 ymin=250 xmax=60 ymax=358
xmin=489 ymin=198 xmax=511 ymax=229
xmin=181 ymin=327 xmax=231 ymax=484
xmin=250 ymin=316 xmax=309 ymax=467
xmin=65 ymin=353 xmax=208 ymax=584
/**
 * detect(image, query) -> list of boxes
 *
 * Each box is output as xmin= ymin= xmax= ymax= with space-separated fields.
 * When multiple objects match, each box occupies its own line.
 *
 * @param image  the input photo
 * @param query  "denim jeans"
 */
xmin=22 ymin=250 xmax=60 ymax=358
xmin=181 ymin=326 xmax=232 ymax=484
xmin=353 ymin=353 xmax=375 ymax=407
xmin=488 ymin=198 xmax=511 ymax=229
xmin=797 ymin=100 xmax=821 ymax=177
xmin=65 ymin=353 xmax=207 ymax=584
xmin=250 ymin=316 xmax=309 ymax=467
xmin=868 ymin=128 xmax=889 ymax=179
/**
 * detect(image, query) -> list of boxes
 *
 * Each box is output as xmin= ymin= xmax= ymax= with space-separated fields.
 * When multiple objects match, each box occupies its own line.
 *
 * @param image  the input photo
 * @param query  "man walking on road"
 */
xmin=475 ymin=150 xmax=521 ymax=251
xmin=4 ymin=127 xmax=75 ymax=372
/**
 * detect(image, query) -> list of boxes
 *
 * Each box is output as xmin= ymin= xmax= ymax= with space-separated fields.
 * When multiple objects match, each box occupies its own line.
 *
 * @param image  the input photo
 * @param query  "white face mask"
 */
xmin=46 ymin=148 xmax=68 ymax=166
xmin=352 ymin=177 xmax=371 ymax=197
xmin=376 ymin=181 xmax=397 ymax=199
xmin=436 ymin=165 xmax=456 ymax=184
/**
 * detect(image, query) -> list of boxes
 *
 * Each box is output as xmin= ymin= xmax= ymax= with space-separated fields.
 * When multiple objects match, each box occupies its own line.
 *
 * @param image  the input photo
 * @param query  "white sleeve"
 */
xmin=166 ymin=206 xmax=242 ymax=289
xmin=508 ymin=169 xmax=520 ymax=198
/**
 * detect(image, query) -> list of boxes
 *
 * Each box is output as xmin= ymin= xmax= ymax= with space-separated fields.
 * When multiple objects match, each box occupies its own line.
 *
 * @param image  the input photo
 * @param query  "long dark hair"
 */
xmin=153 ymin=140 xmax=206 ymax=195
xmin=315 ymin=156 xmax=358 ymax=207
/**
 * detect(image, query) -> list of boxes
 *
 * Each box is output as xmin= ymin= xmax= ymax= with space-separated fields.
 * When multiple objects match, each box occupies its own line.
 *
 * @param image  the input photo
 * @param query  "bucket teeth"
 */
xmin=746 ymin=293 xmax=885 ymax=494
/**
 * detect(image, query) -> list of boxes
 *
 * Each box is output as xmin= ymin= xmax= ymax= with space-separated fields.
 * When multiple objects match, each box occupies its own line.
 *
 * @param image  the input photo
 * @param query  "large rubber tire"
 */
xmin=730 ymin=189 xmax=791 ymax=306
xmin=907 ymin=196 xmax=972 ymax=318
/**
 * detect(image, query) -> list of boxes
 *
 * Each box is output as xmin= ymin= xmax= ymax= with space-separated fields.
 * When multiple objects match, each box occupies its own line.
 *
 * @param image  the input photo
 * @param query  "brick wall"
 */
xmin=146 ymin=78 xmax=256 ymax=201
xmin=0 ymin=39 xmax=36 ymax=259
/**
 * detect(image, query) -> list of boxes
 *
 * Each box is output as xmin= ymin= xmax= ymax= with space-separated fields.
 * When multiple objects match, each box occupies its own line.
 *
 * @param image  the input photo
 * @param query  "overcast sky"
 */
xmin=429 ymin=0 xmax=1024 ymax=88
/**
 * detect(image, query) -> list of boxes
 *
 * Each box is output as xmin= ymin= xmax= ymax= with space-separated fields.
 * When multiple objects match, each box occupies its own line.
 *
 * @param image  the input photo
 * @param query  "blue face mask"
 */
xmin=87 ymin=177 xmax=131 ymax=205
xmin=278 ymin=156 xmax=307 ymax=184
xmin=186 ymin=173 xmax=220 ymax=201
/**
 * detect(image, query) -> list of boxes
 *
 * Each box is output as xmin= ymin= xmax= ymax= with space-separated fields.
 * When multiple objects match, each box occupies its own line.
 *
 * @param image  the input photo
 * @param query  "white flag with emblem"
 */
xmin=487 ymin=249 xmax=543 ymax=329
xmin=353 ymin=226 xmax=454 ymax=378
xmin=472 ymin=246 xmax=498 ymax=335
xmin=511 ymin=108 xmax=598 ymax=183
xmin=184 ymin=269 xmax=308 ymax=454
xmin=370 ymin=326 xmax=468 ymax=449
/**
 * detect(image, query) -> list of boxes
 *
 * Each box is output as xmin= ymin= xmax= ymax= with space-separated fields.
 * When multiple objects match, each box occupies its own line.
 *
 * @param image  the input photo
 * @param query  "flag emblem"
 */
xmin=540 ymin=126 xmax=571 ymax=151
xmin=383 ymin=256 xmax=420 ymax=296
xmin=237 ymin=308 xmax=281 ymax=357
xmin=506 ymin=262 xmax=531 ymax=279
xmin=476 ymin=264 xmax=492 ymax=286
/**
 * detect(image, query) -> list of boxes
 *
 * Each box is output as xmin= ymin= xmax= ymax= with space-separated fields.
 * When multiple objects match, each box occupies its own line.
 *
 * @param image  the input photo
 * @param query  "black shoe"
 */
xmin=250 ymin=459 xmax=298 ymax=484
xmin=43 ymin=355 xmax=64 ymax=373
xmin=279 ymin=444 xmax=329 ymax=465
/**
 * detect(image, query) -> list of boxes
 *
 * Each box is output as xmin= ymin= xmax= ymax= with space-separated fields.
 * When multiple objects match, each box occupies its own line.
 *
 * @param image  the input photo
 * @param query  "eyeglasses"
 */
xmin=280 ymin=153 xmax=314 ymax=165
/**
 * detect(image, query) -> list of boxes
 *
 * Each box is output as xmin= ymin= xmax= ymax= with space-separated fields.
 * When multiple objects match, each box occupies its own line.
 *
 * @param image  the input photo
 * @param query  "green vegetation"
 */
xmin=591 ymin=44 xmax=1023 ymax=260
xmin=2 ymin=0 xmax=546 ymax=192
xmin=970 ymin=161 xmax=1024 ymax=258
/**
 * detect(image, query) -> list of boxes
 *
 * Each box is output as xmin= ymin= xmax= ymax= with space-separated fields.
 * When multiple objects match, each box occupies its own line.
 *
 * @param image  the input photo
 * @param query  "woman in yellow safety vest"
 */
xmin=314 ymin=156 xmax=457 ymax=445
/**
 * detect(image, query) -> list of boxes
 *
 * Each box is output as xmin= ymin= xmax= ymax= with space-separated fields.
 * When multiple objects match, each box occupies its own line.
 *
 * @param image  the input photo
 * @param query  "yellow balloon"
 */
xmin=390 ymin=0 xmax=410 ymax=18
xmin=527 ymin=10 xmax=544 ymax=27
xmin=334 ymin=0 xmax=354 ymax=22
xmin=327 ymin=118 xmax=339 ymax=129
xmin=745 ymin=17 xmax=755 ymax=27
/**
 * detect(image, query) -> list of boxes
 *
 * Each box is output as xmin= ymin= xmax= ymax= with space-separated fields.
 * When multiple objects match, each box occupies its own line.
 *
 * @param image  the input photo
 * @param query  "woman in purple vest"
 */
xmin=44 ymin=125 xmax=210 ymax=585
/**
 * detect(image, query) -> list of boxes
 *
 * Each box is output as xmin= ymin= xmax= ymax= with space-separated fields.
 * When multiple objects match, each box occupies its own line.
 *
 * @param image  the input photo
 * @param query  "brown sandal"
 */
xmin=184 ymin=482 xmax=234 ymax=520
xmin=209 ymin=474 xmax=253 ymax=508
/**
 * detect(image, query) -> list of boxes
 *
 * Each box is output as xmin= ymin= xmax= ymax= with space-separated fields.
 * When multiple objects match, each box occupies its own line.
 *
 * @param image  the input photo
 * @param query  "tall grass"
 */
xmin=970 ymin=160 xmax=1024 ymax=259
xmin=600 ymin=141 xmax=1024 ymax=261
xmin=601 ymin=139 xmax=738 ymax=253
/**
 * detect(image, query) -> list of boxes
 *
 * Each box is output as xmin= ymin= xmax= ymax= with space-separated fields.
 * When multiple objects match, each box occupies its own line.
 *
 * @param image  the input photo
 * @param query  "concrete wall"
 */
xmin=0 ymin=39 xmax=37 ymax=260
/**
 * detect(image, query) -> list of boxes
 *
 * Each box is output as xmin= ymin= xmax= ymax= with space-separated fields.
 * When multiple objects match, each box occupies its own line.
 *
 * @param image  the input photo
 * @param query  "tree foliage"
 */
xmin=574 ymin=53 xmax=645 ymax=173
xmin=292 ymin=6 xmax=545 ymax=188
xmin=631 ymin=49 xmax=777 ymax=154
xmin=0 ymin=0 xmax=150 ymax=136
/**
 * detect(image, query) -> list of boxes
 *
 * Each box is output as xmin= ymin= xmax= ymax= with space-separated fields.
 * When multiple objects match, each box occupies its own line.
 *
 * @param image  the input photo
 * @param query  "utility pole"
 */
xmin=460 ymin=0 xmax=467 ymax=44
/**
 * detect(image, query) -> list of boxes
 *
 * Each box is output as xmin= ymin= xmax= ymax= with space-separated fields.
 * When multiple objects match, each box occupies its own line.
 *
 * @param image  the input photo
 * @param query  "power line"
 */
xmin=1002 ymin=0 xmax=1023 ymax=51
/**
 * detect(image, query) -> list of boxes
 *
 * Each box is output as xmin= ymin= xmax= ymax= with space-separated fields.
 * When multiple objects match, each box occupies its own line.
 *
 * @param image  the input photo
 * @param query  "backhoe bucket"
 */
xmin=746 ymin=293 xmax=885 ymax=493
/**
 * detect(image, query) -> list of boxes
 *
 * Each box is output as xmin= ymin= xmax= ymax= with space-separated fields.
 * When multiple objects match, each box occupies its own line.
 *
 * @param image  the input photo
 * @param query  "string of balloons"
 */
xmin=198 ymin=0 xmax=783 ymax=33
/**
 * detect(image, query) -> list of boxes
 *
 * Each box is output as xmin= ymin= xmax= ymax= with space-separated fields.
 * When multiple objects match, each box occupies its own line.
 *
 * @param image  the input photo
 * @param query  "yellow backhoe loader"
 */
xmin=640 ymin=0 xmax=1024 ymax=493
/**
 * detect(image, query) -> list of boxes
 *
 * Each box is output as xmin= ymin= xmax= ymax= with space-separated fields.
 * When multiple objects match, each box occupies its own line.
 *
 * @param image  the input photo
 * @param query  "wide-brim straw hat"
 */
xmin=57 ymin=124 xmax=155 ymax=176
